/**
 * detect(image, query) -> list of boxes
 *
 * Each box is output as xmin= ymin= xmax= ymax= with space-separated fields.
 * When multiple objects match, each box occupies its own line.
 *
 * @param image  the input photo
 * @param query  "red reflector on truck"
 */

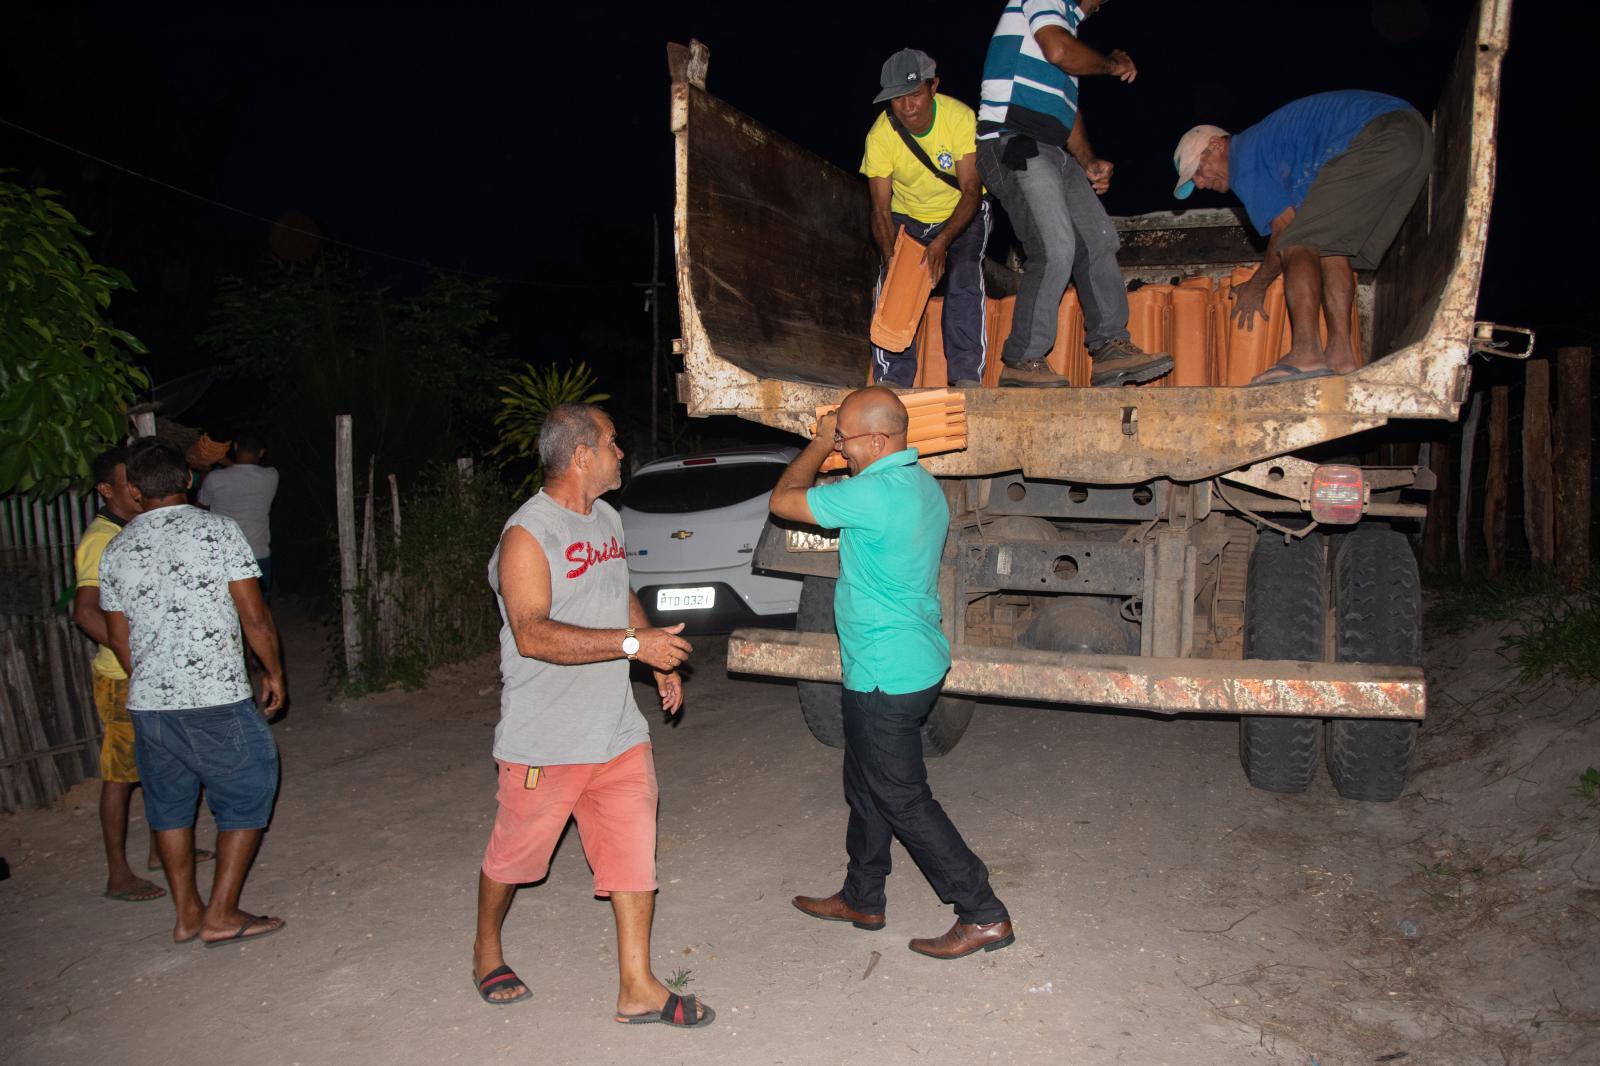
xmin=1310 ymin=465 xmax=1365 ymax=524
xmin=681 ymin=458 xmax=717 ymax=465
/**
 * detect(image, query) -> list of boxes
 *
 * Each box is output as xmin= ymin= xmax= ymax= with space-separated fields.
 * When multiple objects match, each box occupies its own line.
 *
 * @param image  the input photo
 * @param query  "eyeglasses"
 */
xmin=832 ymin=430 xmax=879 ymax=449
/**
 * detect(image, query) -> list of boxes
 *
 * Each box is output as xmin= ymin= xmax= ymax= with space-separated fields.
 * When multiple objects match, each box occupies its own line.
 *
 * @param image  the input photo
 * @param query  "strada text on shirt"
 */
xmin=565 ymin=537 xmax=625 ymax=579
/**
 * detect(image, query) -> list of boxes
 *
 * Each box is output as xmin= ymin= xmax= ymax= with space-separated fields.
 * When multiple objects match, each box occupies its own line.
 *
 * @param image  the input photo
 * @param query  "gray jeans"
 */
xmin=976 ymin=135 xmax=1130 ymax=364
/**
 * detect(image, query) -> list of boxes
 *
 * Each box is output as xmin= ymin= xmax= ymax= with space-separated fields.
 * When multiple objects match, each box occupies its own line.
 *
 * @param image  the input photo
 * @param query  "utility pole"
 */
xmin=634 ymin=214 xmax=665 ymax=461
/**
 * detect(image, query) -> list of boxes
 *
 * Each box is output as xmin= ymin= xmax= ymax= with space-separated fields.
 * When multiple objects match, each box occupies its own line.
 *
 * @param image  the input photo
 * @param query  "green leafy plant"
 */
xmin=490 ymin=362 xmax=610 ymax=490
xmin=664 ymin=967 xmax=694 ymax=993
xmin=0 ymin=177 xmax=148 ymax=497
xmin=1501 ymin=587 xmax=1600 ymax=686
xmin=1576 ymin=767 xmax=1600 ymax=803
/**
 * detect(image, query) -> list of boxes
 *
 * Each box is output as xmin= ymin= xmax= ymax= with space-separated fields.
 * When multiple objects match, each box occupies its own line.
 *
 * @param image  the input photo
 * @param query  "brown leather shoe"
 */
xmin=908 ymin=919 xmax=1015 ymax=959
xmin=792 ymin=892 xmax=885 ymax=930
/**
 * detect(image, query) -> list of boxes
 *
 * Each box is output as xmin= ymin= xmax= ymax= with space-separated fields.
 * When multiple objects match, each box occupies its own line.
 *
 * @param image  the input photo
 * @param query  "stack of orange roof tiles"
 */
xmin=900 ymin=268 xmax=1361 ymax=388
xmin=816 ymin=389 xmax=967 ymax=472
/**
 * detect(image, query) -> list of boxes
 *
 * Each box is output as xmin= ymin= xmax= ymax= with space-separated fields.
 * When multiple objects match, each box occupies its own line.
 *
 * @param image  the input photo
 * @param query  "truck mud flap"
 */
xmin=727 ymin=629 xmax=1424 ymax=720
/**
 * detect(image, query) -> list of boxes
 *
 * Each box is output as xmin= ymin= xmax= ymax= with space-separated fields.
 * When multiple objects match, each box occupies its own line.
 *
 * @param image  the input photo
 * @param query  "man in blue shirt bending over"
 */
xmin=1172 ymin=90 xmax=1433 ymax=385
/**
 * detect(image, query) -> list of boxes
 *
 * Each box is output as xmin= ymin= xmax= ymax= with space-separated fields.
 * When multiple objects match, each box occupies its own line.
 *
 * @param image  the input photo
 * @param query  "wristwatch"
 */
xmin=622 ymin=627 xmax=640 ymax=660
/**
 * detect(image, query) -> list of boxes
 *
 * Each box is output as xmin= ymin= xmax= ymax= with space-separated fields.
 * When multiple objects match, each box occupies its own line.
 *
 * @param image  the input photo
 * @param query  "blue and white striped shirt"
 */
xmin=978 ymin=0 xmax=1082 ymax=143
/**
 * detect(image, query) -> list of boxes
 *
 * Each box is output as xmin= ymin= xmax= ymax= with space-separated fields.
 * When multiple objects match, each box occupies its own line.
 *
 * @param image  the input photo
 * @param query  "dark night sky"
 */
xmin=0 ymin=1 xmax=1586 ymax=394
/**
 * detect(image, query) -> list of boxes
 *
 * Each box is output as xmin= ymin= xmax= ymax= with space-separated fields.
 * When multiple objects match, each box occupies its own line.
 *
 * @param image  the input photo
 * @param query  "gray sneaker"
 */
xmin=999 ymin=360 xmax=1070 ymax=388
xmin=1090 ymin=339 xmax=1174 ymax=387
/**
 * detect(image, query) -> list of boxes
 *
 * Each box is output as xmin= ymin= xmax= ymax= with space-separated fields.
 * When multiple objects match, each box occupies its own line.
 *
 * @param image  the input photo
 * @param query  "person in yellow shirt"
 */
xmin=73 ymin=446 xmax=213 ymax=901
xmin=861 ymin=49 xmax=989 ymax=389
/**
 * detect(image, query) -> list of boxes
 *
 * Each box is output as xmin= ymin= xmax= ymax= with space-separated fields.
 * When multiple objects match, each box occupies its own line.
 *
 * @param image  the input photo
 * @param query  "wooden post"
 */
xmin=1555 ymin=346 xmax=1593 ymax=590
xmin=1422 ymin=432 xmax=1455 ymax=574
xmin=1457 ymin=391 xmax=1482 ymax=577
xmin=335 ymin=415 xmax=361 ymax=676
xmin=388 ymin=473 xmax=401 ymax=544
xmin=1522 ymin=359 xmax=1555 ymax=568
xmin=360 ymin=456 xmax=376 ymax=582
xmin=1482 ymin=384 xmax=1509 ymax=579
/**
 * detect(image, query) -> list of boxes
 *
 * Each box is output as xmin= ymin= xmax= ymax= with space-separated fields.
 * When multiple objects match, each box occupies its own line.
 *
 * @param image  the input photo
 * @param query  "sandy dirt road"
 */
xmin=3 ymin=611 xmax=1595 ymax=1066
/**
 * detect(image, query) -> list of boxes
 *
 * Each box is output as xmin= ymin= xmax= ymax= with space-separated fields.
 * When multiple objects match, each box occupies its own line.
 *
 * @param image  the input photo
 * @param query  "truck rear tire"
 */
xmin=795 ymin=575 xmax=974 ymax=756
xmin=1326 ymin=527 xmax=1420 ymax=802
xmin=1239 ymin=534 xmax=1326 ymax=793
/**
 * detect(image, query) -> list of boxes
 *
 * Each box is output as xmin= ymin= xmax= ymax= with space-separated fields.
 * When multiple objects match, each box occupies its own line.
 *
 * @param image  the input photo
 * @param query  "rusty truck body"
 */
xmin=667 ymin=0 xmax=1520 ymax=801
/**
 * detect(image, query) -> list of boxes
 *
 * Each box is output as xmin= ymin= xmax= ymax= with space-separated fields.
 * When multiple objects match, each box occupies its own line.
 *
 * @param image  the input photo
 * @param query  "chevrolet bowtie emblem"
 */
xmin=671 ymin=530 xmax=694 ymax=540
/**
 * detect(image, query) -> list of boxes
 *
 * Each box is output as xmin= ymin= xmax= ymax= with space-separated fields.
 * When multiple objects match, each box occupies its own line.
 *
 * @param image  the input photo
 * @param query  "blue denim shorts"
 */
xmin=130 ymin=699 xmax=280 ymax=831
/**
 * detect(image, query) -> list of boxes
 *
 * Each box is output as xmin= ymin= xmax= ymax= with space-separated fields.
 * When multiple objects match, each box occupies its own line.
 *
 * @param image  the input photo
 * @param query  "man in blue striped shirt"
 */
xmin=976 ymin=0 xmax=1172 ymax=389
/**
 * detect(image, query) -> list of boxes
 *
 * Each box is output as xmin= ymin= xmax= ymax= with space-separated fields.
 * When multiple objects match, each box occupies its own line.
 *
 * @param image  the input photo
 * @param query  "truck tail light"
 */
xmin=1309 ymin=465 xmax=1365 ymax=524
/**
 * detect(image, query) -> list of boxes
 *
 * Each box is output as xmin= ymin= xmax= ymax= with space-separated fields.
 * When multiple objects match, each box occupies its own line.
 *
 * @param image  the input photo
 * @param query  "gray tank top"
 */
xmin=486 ymin=491 xmax=648 ymax=765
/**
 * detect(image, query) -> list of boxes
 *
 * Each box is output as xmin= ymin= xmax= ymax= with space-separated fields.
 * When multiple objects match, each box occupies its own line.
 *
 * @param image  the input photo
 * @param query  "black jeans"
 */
xmin=840 ymin=682 xmax=1008 ymax=924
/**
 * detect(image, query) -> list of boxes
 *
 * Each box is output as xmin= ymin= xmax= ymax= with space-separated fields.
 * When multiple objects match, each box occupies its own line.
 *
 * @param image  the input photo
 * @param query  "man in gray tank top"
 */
xmin=470 ymin=404 xmax=714 ymax=1029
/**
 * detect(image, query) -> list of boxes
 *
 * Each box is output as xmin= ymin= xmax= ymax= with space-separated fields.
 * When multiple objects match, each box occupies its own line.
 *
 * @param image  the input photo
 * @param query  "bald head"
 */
xmin=840 ymin=386 xmax=908 ymax=441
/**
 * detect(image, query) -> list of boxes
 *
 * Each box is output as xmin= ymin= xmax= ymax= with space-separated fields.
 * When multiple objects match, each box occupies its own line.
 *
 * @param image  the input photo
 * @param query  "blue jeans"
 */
xmin=976 ymin=136 xmax=1131 ymax=363
xmin=872 ymin=201 xmax=993 ymax=386
xmin=131 ymin=698 xmax=280 ymax=831
xmin=840 ymin=682 xmax=1008 ymax=925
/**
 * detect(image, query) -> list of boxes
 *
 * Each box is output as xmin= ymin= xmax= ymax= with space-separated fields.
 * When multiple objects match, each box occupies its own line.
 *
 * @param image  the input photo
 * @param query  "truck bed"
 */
xmin=668 ymin=0 xmax=1511 ymax=484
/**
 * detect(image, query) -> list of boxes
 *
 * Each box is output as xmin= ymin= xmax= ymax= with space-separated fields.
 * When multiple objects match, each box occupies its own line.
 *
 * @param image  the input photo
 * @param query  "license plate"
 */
xmin=656 ymin=586 xmax=716 ymax=611
xmin=786 ymin=528 xmax=840 ymax=552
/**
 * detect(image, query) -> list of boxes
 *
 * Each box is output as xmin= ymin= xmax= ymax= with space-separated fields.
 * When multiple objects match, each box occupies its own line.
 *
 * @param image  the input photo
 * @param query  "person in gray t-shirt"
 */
xmin=198 ymin=433 xmax=279 ymax=598
xmin=470 ymin=404 xmax=714 ymax=1029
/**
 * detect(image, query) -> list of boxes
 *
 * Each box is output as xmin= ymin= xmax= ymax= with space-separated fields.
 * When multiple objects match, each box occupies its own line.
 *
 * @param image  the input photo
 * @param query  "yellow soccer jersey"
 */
xmin=74 ymin=513 xmax=128 ymax=680
xmin=860 ymin=94 xmax=977 ymax=224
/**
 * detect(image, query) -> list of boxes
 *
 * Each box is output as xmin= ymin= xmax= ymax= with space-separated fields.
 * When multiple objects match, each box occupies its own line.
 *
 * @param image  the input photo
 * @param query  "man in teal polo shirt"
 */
xmin=769 ymin=386 xmax=1013 ymax=960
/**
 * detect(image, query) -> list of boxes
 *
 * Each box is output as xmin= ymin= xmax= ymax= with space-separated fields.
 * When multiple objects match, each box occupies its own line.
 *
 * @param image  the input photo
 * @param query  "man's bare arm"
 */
xmin=72 ymin=586 xmax=111 ymax=646
xmin=106 ymin=610 xmax=133 ymax=676
xmin=1033 ymin=26 xmax=1136 ymax=80
xmin=499 ymin=527 xmax=689 ymax=671
xmin=1234 ymin=207 xmax=1296 ymax=329
xmin=1065 ymin=112 xmax=1113 ymax=193
xmin=922 ymin=155 xmax=981 ymax=283
xmin=230 ymin=577 xmax=286 ymax=714
xmin=868 ymin=176 xmax=897 ymax=263
xmin=769 ymin=412 xmax=836 ymax=524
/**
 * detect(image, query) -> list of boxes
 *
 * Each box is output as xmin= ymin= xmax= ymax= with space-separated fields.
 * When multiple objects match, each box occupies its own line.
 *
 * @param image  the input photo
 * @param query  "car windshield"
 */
xmin=620 ymin=462 xmax=784 ymax=514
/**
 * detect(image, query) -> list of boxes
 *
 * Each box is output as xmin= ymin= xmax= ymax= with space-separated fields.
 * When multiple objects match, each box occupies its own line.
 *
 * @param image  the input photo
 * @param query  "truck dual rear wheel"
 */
xmin=1326 ymin=527 xmax=1420 ymax=802
xmin=795 ymin=575 xmax=974 ymax=756
xmin=1240 ymin=534 xmax=1326 ymax=793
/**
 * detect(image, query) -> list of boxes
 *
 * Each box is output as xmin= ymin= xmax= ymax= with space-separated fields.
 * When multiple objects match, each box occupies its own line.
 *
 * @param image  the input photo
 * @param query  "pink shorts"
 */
xmin=481 ymin=742 xmax=658 ymax=895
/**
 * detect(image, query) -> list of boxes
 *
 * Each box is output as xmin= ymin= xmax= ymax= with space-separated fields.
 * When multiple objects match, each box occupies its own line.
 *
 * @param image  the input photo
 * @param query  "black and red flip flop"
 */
xmin=615 ymin=991 xmax=716 ymax=1028
xmin=475 ymin=964 xmax=532 ymax=1005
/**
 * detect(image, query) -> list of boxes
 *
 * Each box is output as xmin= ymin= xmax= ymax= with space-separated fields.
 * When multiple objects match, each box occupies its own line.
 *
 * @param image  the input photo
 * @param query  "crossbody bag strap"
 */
xmin=888 ymin=114 xmax=960 ymax=191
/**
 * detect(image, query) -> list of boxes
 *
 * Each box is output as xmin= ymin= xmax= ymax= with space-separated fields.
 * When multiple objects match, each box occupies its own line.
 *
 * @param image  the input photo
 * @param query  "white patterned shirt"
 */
xmin=99 ymin=504 xmax=262 ymax=711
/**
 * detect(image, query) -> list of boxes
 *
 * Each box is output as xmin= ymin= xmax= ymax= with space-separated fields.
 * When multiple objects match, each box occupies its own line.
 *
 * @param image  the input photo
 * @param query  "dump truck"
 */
xmin=666 ymin=0 xmax=1525 ymax=802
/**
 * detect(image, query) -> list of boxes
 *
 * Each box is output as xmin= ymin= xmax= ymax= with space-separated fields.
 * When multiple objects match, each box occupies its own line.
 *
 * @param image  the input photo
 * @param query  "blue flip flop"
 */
xmin=1247 ymin=361 xmax=1337 ymax=387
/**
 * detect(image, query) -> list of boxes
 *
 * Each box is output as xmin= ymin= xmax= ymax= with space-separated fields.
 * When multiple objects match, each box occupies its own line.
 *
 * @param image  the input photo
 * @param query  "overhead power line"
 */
xmin=0 ymin=113 xmax=636 ymax=290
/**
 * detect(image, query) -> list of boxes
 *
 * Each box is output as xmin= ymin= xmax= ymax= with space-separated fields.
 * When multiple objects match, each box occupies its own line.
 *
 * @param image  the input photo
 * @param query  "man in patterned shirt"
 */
xmin=100 ymin=439 xmax=288 ymax=948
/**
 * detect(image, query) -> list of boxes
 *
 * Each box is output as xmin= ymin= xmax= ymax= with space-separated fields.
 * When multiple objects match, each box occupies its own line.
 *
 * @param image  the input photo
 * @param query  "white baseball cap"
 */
xmin=1172 ymin=124 xmax=1228 ymax=199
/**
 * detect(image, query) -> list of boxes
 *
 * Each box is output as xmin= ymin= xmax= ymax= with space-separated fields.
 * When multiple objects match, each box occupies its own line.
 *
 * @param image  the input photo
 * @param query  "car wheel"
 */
xmin=796 ymin=575 xmax=973 ymax=756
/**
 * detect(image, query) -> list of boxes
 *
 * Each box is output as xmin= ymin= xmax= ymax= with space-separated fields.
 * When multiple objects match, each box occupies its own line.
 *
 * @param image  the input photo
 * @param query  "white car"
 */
xmin=618 ymin=447 xmax=802 ymax=633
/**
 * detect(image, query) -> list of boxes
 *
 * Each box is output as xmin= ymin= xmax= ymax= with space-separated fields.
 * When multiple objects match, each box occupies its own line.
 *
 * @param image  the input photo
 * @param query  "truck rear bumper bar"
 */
xmin=728 ymin=629 xmax=1425 ymax=720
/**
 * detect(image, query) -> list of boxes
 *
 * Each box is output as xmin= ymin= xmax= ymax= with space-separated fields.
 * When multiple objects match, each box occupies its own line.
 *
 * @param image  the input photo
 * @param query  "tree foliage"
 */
xmin=0 ymin=178 xmax=148 ymax=498
xmin=197 ymin=255 xmax=511 ymax=591
xmin=491 ymin=362 xmax=610 ymax=489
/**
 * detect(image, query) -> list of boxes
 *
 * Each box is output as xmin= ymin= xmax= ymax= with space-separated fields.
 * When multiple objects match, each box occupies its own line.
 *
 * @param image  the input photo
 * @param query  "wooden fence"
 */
xmin=0 ymin=491 xmax=102 ymax=811
xmin=1419 ymin=345 xmax=1594 ymax=584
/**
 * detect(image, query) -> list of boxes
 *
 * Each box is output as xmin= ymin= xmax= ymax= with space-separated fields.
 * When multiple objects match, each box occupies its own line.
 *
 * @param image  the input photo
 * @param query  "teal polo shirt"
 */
xmin=806 ymin=448 xmax=951 ymax=694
